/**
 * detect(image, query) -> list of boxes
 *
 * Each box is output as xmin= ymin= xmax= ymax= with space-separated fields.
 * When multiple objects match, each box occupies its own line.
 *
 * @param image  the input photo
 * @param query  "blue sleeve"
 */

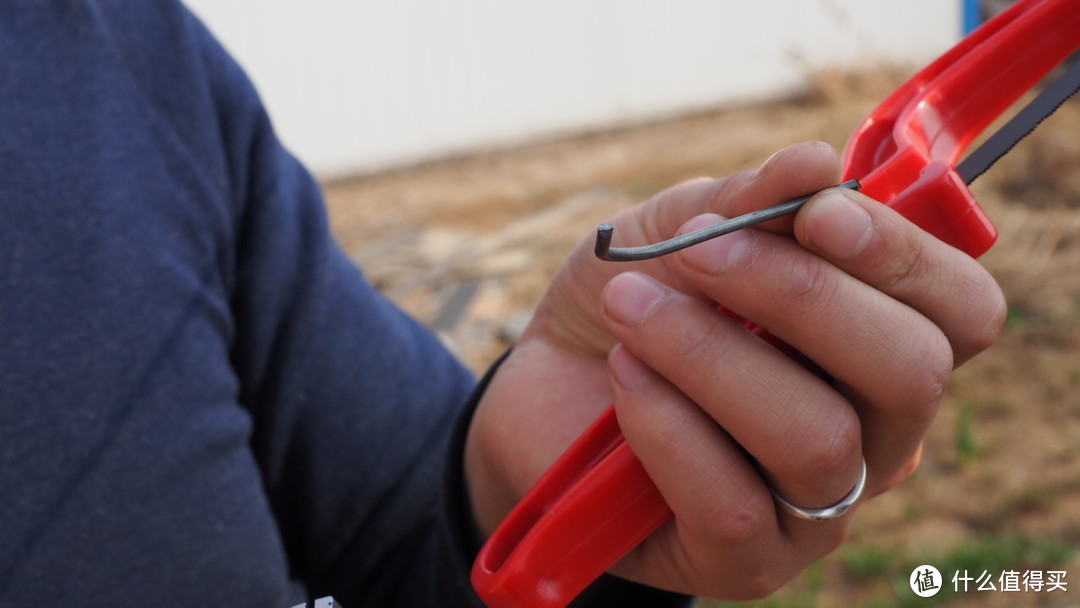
xmin=0 ymin=1 xmax=692 ymax=606
xmin=0 ymin=1 xmax=478 ymax=604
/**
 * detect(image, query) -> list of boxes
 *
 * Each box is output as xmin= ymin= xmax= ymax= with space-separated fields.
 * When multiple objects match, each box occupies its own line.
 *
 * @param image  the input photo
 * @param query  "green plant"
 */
xmin=954 ymin=404 xmax=979 ymax=464
xmin=843 ymin=545 xmax=900 ymax=581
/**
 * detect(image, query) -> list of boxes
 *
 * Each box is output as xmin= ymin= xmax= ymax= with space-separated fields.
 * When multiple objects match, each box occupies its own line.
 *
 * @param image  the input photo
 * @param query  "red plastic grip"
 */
xmin=844 ymin=0 xmax=1080 ymax=256
xmin=472 ymin=407 xmax=670 ymax=608
xmin=473 ymin=2 xmax=1080 ymax=606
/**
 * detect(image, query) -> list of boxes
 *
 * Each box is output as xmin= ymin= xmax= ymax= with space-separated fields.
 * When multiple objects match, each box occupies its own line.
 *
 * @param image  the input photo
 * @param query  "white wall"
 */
xmin=183 ymin=1 xmax=962 ymax=178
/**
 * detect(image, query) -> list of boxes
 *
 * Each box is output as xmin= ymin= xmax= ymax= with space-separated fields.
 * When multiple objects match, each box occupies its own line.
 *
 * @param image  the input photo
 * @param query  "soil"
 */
xmin=321 ymin=69 xmax=1080 ymax=608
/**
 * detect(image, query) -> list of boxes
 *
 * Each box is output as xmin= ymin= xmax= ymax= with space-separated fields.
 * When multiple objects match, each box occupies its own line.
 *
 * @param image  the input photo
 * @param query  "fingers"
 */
xmin=641 ymin=141 xmax=842 ymax=248
xmin=604 ymin=343 xmax=848 ymax=598
xmin=665 ymin=219 xmax=934 ymax=494
xmin=605 ymin=343 xmax=778 ymax=565
xmin=794 ymin=187 xmax=1007 ymax=365
xmin=651 ymin=185 xmax=1003 ymax=494
xmin=587 ymin=143 xmax=1004 ymax=597
xmin=786 ymin=187 xmax=1004 ymax=490
xmin=601 ymin=272 xmax=864 ymax=519
xmin=536 ymin=141 xmax=844 ymax=359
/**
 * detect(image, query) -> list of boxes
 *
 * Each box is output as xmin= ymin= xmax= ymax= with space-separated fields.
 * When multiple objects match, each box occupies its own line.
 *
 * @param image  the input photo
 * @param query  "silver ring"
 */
xmin=770 ymin=457 xmax=867 ymax=521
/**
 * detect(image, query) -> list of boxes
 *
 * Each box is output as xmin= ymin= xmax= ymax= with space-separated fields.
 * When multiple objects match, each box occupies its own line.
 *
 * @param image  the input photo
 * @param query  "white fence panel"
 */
xmin=184 ymin=1 xmax=962 ymax=178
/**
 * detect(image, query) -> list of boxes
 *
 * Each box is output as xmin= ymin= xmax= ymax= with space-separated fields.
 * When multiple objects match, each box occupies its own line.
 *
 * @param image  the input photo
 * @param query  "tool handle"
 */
xmin=860 ymin=160 xmax=997 ymax=257
xmin=471 ymin=406 xmax=671 ymax=608
xmin=843 ymin=0 xmax=1080 ymax=255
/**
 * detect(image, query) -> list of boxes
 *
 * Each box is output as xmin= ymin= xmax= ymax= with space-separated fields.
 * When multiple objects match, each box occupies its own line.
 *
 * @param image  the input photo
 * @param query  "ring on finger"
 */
xmin=770 ymin=457 xmax=867 ymax=521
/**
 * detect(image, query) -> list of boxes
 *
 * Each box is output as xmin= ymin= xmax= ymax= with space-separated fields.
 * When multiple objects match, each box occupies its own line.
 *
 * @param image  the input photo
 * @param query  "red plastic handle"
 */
xmin=843 ymin=0 xmax=1080 ymax=255
xmin=473 ymin=2 xmax=1080 ymax=606
xmin=471 ymin=407 xmax=670 ymax=608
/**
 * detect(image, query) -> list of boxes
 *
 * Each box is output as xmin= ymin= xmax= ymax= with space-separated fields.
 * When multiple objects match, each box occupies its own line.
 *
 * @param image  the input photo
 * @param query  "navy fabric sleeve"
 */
xmin=0 ymin=1 xmax=693 ymax=606
xmin=0 ymin=2 xmax=296 ymax=605
xmin=0 ymin=1 xmax=474 ymax=605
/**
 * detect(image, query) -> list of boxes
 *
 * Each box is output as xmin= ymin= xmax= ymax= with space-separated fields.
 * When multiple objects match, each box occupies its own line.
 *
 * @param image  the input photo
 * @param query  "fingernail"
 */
xmin=679 ymin=213 xmax=754 ymax=274
xmin=804 ymin=189 xmax=873 ymax=259
xmin=608 ymin=343 xmax=654 ymax=390
xmin=604 ymin=272 xmax=669 ymax=326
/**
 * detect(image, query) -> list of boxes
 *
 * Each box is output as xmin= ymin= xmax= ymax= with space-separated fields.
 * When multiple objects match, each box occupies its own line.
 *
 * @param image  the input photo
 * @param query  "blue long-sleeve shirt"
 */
xmin=0 ymin=2 xmax=692 ymax=606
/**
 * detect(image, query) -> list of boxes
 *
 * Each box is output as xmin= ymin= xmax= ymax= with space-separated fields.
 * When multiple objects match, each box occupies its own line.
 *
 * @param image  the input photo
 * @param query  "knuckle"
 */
xmin=776 ymin=254 xmax=839 ymax=318
xmin=780 ymin=405 xmax=861 ymax=481
xmin=806 ymin=415 xmax=862 ymax=476
xmin=907 ymin=332 xmax=954 ymax=414
xmin=700 ymin=491 xmax=772 ymax=547
xmin=702 ymin=170 xmax=755 ymax=214
xmin=883 ymin=239 xmax=932 ymax=293
xmin=671 ymin=313 xmax=731 ymax=370
xmin=944 ymin=263 xmax=1007 ymax=362
xmin=969 ymin=283 xmax=1008 ymax=355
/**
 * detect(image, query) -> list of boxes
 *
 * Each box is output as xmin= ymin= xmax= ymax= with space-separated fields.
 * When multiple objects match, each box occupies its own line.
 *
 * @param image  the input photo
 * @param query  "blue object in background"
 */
xmin=964 ymin=0 xmax=982 ymax=34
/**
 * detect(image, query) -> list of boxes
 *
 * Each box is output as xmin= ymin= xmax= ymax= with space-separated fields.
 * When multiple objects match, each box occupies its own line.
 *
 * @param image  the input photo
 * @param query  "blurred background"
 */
xmin=187 ymin=2 xmax=1078 ymax=607
xmin=185 ymin=0 xmax=962 ymax=177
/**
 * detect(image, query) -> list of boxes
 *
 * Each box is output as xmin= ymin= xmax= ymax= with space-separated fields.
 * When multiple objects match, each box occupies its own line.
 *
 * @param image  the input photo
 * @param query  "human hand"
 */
xmin=463 ymin=141 xmax=1005 ymax=599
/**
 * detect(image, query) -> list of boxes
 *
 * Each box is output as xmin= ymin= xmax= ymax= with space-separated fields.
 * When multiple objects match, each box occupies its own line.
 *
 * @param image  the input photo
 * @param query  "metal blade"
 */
xmin=956 ymin=58 xmax=1080 ymax=185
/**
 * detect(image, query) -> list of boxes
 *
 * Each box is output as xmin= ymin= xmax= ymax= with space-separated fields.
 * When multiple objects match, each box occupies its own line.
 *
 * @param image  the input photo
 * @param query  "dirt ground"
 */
xmin=321 ymin=69 xmax=1080 ymax=608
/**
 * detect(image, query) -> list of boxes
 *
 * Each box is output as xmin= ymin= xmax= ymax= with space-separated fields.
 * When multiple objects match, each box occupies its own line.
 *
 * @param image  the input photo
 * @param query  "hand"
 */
xmin=463 ymin=142 xmax=1005 ymax=599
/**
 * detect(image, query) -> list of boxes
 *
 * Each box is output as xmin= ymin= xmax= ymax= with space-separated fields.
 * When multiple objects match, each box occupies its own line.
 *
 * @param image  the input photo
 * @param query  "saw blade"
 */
xmin=956 ymin=58 xmax=1080 ymax=185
